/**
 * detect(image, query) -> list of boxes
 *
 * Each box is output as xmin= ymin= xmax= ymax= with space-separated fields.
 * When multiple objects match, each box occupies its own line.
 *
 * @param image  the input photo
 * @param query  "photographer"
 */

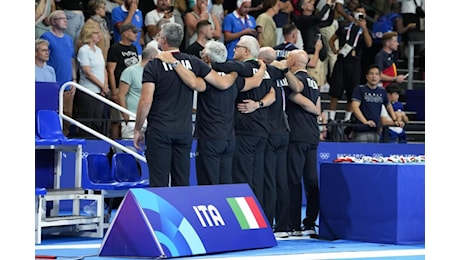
xmin=324 ymin=3 xmax=372 ymax=123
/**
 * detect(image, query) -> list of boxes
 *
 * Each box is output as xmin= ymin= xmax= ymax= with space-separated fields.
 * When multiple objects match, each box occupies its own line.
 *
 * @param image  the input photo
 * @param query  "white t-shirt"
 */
xmin=77 ymin=44 xmax=106 ymax=93
xmin=316 ymin=0 xmax=344 ymax=21
xmin=381 ymin=104 xmax=404 ymax=134
xmin=398 ymin=0 xmax=425 ymax=14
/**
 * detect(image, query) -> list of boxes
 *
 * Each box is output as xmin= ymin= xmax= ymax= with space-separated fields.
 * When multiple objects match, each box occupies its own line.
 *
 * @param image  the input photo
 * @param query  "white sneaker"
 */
xmin=289 ymin=230 xmax=303 ymax=237
xmin=320 ymin=83 xmax=330 ymax=93
xmin=274 ymin=232 xmax=289 ymax=238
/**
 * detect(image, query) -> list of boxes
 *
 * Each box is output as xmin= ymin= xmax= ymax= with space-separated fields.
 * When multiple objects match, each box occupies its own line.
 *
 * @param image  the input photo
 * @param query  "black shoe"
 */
xmin=301 ymin=221 xmax=319 ymax=238
xmin=301 ymin=225 xmax=318 ymax=238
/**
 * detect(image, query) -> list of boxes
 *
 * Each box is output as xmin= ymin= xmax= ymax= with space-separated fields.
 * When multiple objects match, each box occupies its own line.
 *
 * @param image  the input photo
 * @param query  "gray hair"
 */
xmin=238 ymin=35 xmax=260 ymax=58
xmin=142 ymin=46 xmax=159 ymax=60
xmin=161 ymin=23 xmax=184 ymax=48
xmin=204 ymin=41 xmax=227 ymax=63
xmin=49 ymin=10 xmax=65 ymax=23
xmin=35 ymin=38 xmax=50 ymax=51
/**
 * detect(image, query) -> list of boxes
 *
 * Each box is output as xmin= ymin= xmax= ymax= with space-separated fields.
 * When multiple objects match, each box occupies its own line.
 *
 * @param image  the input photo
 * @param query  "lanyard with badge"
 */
xmin=338 ymin=23 xmax=363 ymax=57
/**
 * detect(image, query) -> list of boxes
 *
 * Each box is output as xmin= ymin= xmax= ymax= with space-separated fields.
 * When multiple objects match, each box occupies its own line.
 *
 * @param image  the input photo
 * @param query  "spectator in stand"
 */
xmin=35 ymin=0 xmax=56 ymax=39
xmin=291 ymin=0 xmax=301 ymax=16
xmin=326 ymin=3 xmax=372 ymax=122
xmin=222 ymin=0 xmax=258 ymax=60
xmin=80 ymin=0 xmax=112 ymax=61
xmin=103 ymin=0 xmax=124 ymax=40
xmin=35 ymin=39 xmax=57 ymax=82
xmin=211 ymin=0 xmax=225 ymax=42
xmin=184 ymin=0 xmax=222 ymax=49
xmin=118 ymin=46 xmax=159 ymax=139
xmin=107 ymin=23 xmax=140 ymax=139
xmin=137 ymin=0 xmax=156 ymax=21
xmin=397 ymin=0 xmax=425 ymax=58
xmin=372 ymin=0 xmax=392 ymax=16
xmin=144 ymin=0 xmax=184 ymax=44
xmin=55 ymin=0 xmax=87 ymax=47
xmin=111 ymin=0 xmax=144 ymax=55
xmin=256 ymin=0 xmax=281 ymax=48
xmin=315 ymin=0 xmax=339 ymax=93
xmin=372 ymin=3 xmax=416 ymax=47
xmin=294 ymin=0 xmax=334 ymax=89
xmin=334 ymin=0 xmax=357 ymax=26
xmin=375 ymin=31 xmax=408 ymax=88
xmin=185 ymin=20 xmax=214 ymax=58
xmin=248 ymin=0 xmax=265 ymax=19
xmin=175 ymin=0 xmax=188 ymax=14
xmin=273 ymin=23 xmax=299 ymax=61
xmin=273 ymin=23 xmax=325 ymax=72
xmin=273 ymin=0 xmax=293 ymax=45
xmin=184 ymin=19 xmax=210 ymax=118
xmin=40 ymin=10 xmax=78 ymax=136
xmin=367 ymin=3 xmax=416 ymax=75
xmin=146 ymin=18 xmax=170 ymax=50
xmin=223 ymin=1 xmax=237 ymax=14
xmin=74 ymin=24 xmax=110 ymax=137
xmin=380 ymin=83 xmax=408 ymax=143
xmin=133 ymin=23 xmax=238 ymax=187
xmin=350 ymin=64 xmax=402 ymax=142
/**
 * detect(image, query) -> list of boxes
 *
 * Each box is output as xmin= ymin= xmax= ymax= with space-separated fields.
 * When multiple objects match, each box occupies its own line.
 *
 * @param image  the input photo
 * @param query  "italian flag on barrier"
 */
xmin=227 ymin=197 xmax=268 ymax=230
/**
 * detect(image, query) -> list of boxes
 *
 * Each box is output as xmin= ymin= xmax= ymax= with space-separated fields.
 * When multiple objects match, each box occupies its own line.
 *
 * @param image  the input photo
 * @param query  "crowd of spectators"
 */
xmin=35 ymin=0 xmax=425 ymax=141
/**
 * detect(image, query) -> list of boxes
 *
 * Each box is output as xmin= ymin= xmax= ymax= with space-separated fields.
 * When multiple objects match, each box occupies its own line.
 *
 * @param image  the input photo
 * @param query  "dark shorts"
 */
xmin=329 ymin=57 xmax=361 ymax=102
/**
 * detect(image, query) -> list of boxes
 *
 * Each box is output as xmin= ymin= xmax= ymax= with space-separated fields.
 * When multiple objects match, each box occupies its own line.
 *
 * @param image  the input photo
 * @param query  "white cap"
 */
xmin=237 ymin=0 xmax=251 ymax=9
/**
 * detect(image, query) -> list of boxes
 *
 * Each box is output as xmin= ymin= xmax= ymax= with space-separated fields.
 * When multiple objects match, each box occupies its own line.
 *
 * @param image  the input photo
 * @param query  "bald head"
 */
xmin=289 ymin=49 xmax=309 ymax=69
xmin=259 ymin=47 xmax=277 ymax=64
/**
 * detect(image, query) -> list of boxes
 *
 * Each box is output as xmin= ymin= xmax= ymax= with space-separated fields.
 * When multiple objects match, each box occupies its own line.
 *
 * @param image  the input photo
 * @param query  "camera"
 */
xmin=354 ymin=12 xmax=365 ymax=20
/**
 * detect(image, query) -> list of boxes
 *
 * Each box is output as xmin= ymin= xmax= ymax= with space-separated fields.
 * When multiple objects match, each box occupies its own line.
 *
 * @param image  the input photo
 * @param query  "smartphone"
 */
xmin=168 ymin=5 xmax=174 ymax=12
xmin=404 ymin=73 xmax=409 ymax=78
xmin=317 ymin=33 xmax=322 ymax=40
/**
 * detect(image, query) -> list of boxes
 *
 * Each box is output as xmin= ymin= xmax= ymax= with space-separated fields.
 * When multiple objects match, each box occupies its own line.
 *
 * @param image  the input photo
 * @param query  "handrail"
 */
xmin=407 ymin=40 xmax=425 ymax=90
xmin=59 ymin=81 xmax=147 ymax=163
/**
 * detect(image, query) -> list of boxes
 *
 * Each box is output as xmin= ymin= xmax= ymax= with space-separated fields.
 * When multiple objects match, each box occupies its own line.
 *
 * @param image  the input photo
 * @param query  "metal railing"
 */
xmin=59 ymin=81 xmax=147 ymax=163
xmin=407 ymin=40 xmax=425 ymax=90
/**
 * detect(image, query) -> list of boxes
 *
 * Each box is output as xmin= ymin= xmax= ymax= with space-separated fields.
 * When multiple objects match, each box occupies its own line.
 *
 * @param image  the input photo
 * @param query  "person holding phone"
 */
xmin=144 ymin=0 xmax=184 ymax=44
xmin=293 ymin=0 xmax=335 ymax=89
xmin=326 ymin=3 xmax=372 ymax=122
xmin=375 ymin=31 xmax=407 ymax=88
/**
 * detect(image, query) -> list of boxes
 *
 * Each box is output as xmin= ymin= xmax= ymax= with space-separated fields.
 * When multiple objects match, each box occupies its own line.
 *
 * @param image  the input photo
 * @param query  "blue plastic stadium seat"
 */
xmin=82 ymin=153 xmax=128 ymax=191
xmin=35 ymin=135 xmax=60 ymax=146
xmin=36 ymin=109 xmax=86 ymax=145
xmin=111 ymin=153 xmax=149 ymax=187
xmin=35 ymin=187 xmax=47 ymax=196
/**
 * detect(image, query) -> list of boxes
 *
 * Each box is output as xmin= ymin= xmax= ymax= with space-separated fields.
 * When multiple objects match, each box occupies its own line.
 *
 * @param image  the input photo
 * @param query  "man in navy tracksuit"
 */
xmin=194 ymin=41 xmax=267 ymax=185
xmin=212 ymin=35 xmax=276 ymax=203
xmin=284 ymin=49 xmax=322 ymax=237
xmin=257 ymin=47 xmax=304 ymax=238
